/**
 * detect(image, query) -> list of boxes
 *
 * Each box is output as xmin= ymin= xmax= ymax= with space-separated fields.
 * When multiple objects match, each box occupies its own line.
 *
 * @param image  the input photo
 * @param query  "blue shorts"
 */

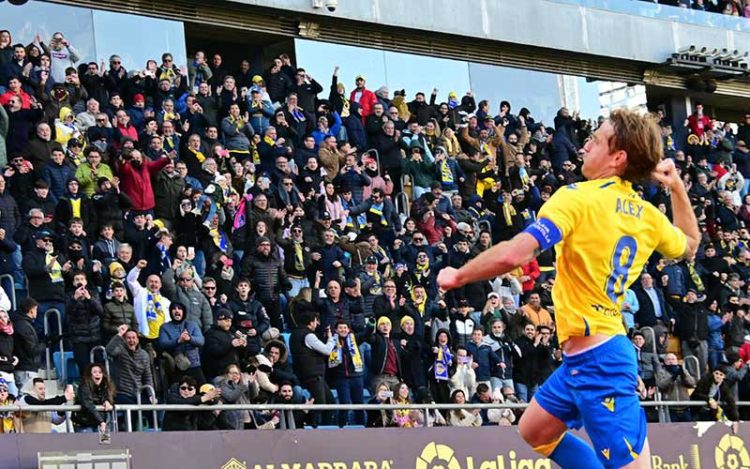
xmin=534 ymin=335 xmax=647 ymax=468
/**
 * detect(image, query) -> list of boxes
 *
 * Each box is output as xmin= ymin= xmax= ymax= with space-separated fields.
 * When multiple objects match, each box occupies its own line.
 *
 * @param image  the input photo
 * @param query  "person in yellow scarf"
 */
xmin=0 ymin=379 xmax=21 ymax=433
xmin=392 ymin=381 xmax=423 ymax=428
xmin=328 ymin=321 xmax=366 ymax=426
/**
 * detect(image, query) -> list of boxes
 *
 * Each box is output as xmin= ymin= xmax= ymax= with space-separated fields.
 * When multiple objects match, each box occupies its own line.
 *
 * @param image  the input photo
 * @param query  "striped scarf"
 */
xmin=328 ymin=333 xmax=363 ymax=372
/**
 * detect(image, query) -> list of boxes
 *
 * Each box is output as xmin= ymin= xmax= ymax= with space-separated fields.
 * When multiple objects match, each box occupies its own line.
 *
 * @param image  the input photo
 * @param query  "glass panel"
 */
xmin=294 ymin=39 xmax=387 ymax=100
xmin=383 ymin=51 xmax=470 ymax=103
xmin=468 ymin=63 xmax=565 ymax=124
xmin=0 ymin=2 xmax=95 ymax=63
xmin=92 ymin=10 xmax=186 ymax=72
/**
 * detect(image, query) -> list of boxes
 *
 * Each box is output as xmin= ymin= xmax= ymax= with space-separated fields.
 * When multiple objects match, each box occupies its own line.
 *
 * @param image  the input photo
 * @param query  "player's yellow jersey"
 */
xmin=525 ymin=176 xmax=687 ymax=344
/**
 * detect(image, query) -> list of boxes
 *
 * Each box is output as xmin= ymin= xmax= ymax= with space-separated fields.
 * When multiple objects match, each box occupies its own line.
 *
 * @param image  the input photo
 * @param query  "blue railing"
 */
xmin=550 ymin=0 xmax=750 ymax=32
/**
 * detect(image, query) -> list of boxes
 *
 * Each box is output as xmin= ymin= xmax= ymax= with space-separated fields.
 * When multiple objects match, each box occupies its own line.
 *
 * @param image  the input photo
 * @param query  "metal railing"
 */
xmin=5 ymin=400 xmax=749 ymax=432
xmin=89 ymin=346 xmax=110 ymax=376
xmin=394 ymin=191 xmax=410 ymax=218
xmin=134 ymin=385 xmax=158 ymax=432
xmin=364 ymin=148 xmax=380 ymax=174
xmin=44 ymin=308 xmax=65 ymax=383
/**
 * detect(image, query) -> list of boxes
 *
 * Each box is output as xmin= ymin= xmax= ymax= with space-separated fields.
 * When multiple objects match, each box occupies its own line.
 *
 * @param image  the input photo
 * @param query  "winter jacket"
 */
xmin=161 ymin=270 xmax=213 ymax=332
xmin=228 ymin=295 xmax=270 ymax=355
xmin=91 ymin=189 xmax=132 ymax=236
xmin=74 ymin=162 xmax=114 ymax=198
xmin=201 ymin=326 xmax=238 ymax=380
xmin=349 ymin=88 xmax=378 ymax=119
xmin=153 ymin=170 xmax=185 ymax=222
xmin=105 ymin=334 xmax=153 ymax=398
xmin=72 ymin=381 xmax=113 ymax=428
xmin=23 ymin=247 xmax=66 ymax=302
xmin=158 ymin=318 xmax=205 ymax=369
xmin=240 ymin=252 xmax=290 ymax=302
xmin=0 ymin=327 xmax=14 ymax=373
xmin=220 ymin=115 xmax=254 ymax=151
xmin=466 ymin=340 xmax=499 ymax=382
xmin=0 ymin=190 xmax=20 ymax=237
xmin=12 ymin=313 xmax=44 ymax=372
xmin=40 ymin=161 xmax=74 ymax=203
xmin=65 ymin=291 xmax=103 ymax=344
xmin=161 ymin=382 xmax=204 ymax=431
xmin=118 ymin=158 xmax=170 ymax=211
xmin=101 ymin=299 xmax=137 ymax=338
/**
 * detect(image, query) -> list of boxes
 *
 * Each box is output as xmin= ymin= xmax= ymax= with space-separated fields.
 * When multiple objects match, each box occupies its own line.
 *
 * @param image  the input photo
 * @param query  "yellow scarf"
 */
xmin=263 ymin=135 xmax=275 ymax=146
xmin=328 ymin=333 xmax=363 ymax=372
xmin=70 ymin=198 xmax=81 ymax=219
xmin=439 ymin=160 xmax=453 ymax=184
xmin=189 ymin=147 xmax=206 ymax=163
xmin=0 ymin=397 xmax=16 ymax=433
xmin=230 ymin=115 xmax=245 ymax=130
xmin=502 ymin=202 xmax=517 ymax=227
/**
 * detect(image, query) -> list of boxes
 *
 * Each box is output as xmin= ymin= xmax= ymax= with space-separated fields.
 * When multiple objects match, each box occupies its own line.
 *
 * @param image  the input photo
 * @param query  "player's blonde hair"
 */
xmin=607 ymin=109 xmax=664 ymax=182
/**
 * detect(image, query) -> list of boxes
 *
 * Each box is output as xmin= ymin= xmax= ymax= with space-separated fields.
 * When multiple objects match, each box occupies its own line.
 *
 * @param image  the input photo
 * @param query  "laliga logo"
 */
xmin=417 ymin=442 xmax=461 ymax=469
xmin=715 ymin=434 xmax=750 ymax=469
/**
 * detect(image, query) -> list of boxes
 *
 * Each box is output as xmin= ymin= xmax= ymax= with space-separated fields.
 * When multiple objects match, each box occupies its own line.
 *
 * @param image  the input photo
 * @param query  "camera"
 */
xmin=325 ymin=0 xmax=338 ymax=11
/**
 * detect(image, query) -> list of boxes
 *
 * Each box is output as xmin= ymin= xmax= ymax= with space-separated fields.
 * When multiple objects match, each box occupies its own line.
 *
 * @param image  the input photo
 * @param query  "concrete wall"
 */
xmin=229 ymin=0 xmax=750 ymax=65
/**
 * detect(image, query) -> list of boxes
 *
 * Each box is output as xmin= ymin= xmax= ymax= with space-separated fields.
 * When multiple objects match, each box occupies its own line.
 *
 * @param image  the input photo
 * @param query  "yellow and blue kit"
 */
xmin=523 ymin=176 xmax=687 ymax=468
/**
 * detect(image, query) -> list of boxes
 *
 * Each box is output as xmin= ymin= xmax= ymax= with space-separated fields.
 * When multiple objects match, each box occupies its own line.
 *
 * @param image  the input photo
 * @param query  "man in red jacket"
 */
xmin=118 ymin=149 xmax=170 ymax=214
xmin=349 ymin=75 xmax=378 ymax=122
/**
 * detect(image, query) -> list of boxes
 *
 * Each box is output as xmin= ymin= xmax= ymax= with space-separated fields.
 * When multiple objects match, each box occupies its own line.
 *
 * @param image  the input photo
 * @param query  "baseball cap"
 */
xmin=365 ymin=256 xmax=378 ymax=264
xmin=458 ymin=299 xmax=471 ymax=308
xmin=487 ymin=292 xmax=500 ymax=299
xmin=318 ymin=211 xmax=332 ymax=221
xmin=355 ymin=74 xmax=366 ymax=81
xmin=252 ymin=75 xmax=264 ymax=83
xmin=199 ymin=383 xmax=215 ymax=394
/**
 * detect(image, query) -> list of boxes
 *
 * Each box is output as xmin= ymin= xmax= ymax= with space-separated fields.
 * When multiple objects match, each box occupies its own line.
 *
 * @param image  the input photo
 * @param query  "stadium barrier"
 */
xmin=0 ymin=413 xmax=746 ymax=469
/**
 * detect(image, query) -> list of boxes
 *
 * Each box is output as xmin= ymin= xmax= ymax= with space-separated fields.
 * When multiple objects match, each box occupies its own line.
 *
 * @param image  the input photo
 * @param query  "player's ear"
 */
xmin=613 ymin=149 xmax=628 ymax=172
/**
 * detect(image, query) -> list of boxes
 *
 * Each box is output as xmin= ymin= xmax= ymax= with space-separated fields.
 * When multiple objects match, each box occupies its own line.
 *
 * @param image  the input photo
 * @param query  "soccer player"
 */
xmin=437 ymin=109 xmax=699 ymax=469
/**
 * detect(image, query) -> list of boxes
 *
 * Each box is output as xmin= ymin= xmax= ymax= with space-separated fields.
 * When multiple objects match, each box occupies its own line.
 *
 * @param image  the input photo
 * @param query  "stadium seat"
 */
xmin=52 ymin=351 xmax=80 ymax=382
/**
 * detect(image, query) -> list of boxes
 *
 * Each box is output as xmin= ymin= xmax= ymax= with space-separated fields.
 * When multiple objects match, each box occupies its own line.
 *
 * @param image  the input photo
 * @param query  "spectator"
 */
xmin=126 ymin=260 xmax=171 ymax=344
xmin=66 ymin=270 xmax=103 ymax=376
xmin=162 ymin=375 xmax=221 ymax=431
xmin=692 ymin=365 xmax=739 ymax=429
xmin=656 ymin=353 xmax=696 ymax=422
xmin=366 ymin=381 xmax=394 ymax=428
xmin=162 ymin=268 xmax=213 ymax=333
xmin=202 ymin=309 xmax=242 ymax=381
xmin=448 ymin=389 xmax=482 ymax=427
xmin=159 ymin=302 xmax=206 ymax=385
xmin=328 ymin=320 xmax=367 ymax=427
xmin=105 ymin=324 xmax=154 ymax=410
xmin=19 ymin=378 xmax=73 ymax=433
xmin=72 ymin=363 xmax=115 ymax=433
xmin=289 ymin=309 xmax=337 ymax=426
xmin=0 ymin=377 xmax=20 ymax=433
xmin=674 ymin=288 xmax=709 ymax=369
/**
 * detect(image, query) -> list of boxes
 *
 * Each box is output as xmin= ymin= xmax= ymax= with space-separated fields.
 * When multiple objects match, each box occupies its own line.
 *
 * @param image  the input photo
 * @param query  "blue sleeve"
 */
xmin=522 ymin=218 xmax=563 ymax=252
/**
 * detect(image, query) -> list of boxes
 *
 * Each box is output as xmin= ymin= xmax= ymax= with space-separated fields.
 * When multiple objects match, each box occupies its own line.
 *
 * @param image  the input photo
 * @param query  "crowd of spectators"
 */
xmin=0 ymin=25 xmax=748 ymax=433
xmin=641 ymin=0 xmax=750 ymax=16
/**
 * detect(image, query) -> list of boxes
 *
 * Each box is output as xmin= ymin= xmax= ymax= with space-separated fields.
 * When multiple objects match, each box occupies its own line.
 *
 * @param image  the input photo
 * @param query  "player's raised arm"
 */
xmin=652 ymin=158 xmax=700 ymax=259
xmin=437 ymin=231 xmax=540 ymax=291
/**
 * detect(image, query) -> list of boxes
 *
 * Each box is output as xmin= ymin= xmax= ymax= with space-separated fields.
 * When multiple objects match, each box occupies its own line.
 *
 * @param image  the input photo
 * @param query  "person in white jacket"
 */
xmin=47 ymin=33 xmax=80 ymax=83
xmin=450 ymin=345 xmax=476 ymax=397
xmin=126 ymin=260 xmax=171 ymax=341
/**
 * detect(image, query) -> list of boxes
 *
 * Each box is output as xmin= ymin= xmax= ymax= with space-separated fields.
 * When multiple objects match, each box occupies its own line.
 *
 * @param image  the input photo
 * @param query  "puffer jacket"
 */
xmin=101 ymin=299 xmax=138 ymax=339
xmin=65 ymin=290 xmax=103 ymax=344
xmin=240 ymin=252 xmax=290 ymax=301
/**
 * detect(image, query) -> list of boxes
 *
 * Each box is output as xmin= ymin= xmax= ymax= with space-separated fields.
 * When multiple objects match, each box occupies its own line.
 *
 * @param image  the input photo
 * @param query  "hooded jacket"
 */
xmin=158 ymin=303 xmax=205 ymax=369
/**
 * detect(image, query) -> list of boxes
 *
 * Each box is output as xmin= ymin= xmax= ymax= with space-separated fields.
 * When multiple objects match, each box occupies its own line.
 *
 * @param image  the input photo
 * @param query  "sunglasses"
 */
xmin=203 ymin=286 xmax=216 ymax=290
xmin=180 ymin=385 xmax=195 ymax=391
xmin=179 ymin=277 xmax=192 ymax=282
